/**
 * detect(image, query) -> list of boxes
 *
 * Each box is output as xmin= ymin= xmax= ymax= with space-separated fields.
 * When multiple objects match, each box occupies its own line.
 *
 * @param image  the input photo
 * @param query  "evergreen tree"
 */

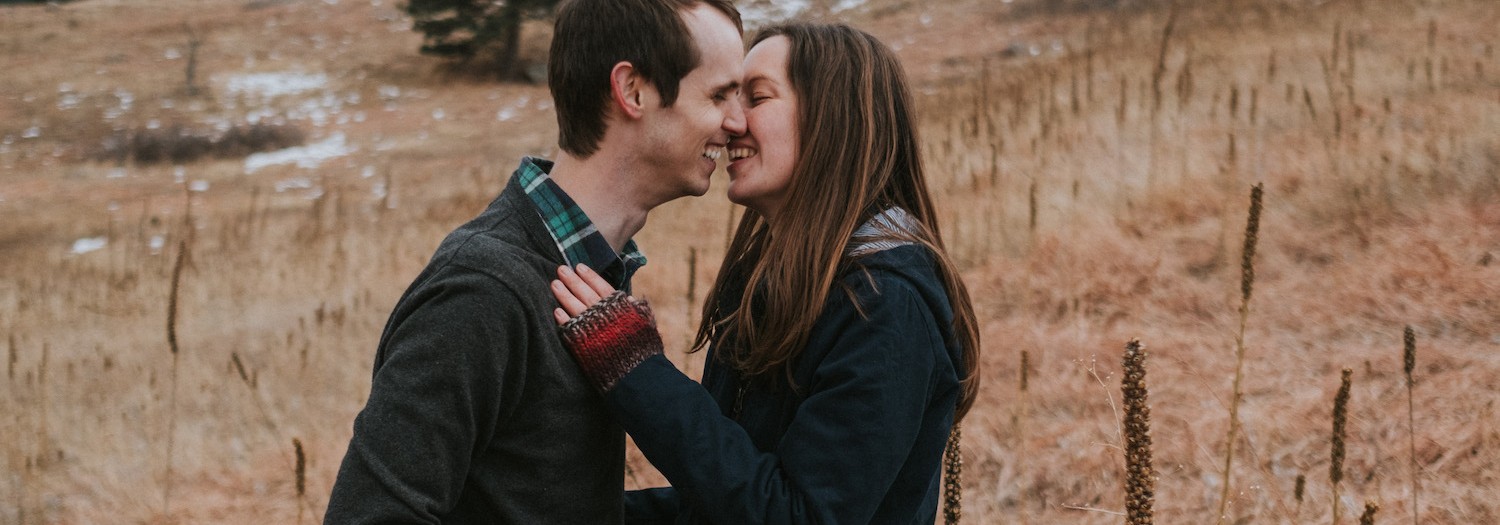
xmin=404 ymin=0 xmax=558 ymax=79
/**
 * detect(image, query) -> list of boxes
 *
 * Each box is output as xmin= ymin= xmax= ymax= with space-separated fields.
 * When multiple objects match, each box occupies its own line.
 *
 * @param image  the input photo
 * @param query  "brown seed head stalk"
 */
xmin=1331 ymin=368 xmax=1353 ymax=523
xmin=1240 ymin=183 xmax=1264 ymax=305
xmin=1359 ymin=501 xmax=1379 ymax=525
xmin=1403 ymin=326 xmax=1416 ymax=387
xmin=1122 ymin=339 xmax=1154 ymax=525
xmin=293 ymin=438 xmax=306 ymax=497
xmin=943 ymin=425 xmax=964 ymax=525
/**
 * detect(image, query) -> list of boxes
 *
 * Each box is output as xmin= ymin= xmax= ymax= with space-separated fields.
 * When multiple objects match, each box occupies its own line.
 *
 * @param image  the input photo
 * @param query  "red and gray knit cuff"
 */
xmin=559 ymin=291 xmax=663 ymax=393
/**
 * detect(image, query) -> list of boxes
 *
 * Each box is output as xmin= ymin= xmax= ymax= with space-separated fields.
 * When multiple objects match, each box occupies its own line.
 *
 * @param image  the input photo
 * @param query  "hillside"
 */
xmin=1 ymin=0 xmax=1497 ymax=522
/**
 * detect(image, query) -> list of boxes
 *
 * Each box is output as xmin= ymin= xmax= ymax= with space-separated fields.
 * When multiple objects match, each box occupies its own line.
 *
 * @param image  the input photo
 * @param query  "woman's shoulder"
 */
xmin=838 ymin=245 xmax=939 ymax=292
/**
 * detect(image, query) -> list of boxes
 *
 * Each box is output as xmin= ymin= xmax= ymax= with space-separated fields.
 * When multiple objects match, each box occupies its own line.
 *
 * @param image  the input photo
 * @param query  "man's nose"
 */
xmin=723 ymin=97 xmax=747 ymax=136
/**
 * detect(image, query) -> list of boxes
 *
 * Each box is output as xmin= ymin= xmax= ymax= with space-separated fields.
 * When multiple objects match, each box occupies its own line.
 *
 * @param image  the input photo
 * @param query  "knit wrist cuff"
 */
xmin=560 ymin=291 xmax=663 ymax=393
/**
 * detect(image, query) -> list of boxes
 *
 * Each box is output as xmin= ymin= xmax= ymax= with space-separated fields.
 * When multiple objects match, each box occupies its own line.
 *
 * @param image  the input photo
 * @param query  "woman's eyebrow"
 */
xmin=743 ymin=75 xmax=771 ymax=90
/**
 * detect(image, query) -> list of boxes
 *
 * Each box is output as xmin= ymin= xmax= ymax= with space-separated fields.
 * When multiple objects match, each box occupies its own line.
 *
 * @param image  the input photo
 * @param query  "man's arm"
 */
xmin=325 ymin=270 xmax=526 ymax=524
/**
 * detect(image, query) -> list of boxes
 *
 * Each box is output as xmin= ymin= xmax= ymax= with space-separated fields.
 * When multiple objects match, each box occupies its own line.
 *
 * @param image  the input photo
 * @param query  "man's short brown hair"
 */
xmin=548 ymin=0 xmax=742 ymax=158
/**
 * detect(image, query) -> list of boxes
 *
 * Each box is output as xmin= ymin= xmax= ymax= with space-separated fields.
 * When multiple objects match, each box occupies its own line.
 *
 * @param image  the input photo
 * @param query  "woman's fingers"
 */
xmin=551 ymin=278 xmax=590 ymax=317
xmin=558 ymin=265 xmax=604 ymax=306
xmin=574 ymin=264 xmax=618 ymax=298
xmin=552 ymin=307 xmax=570 ymax=326
xmin=551 ymin=264 xmax=626 ymax=322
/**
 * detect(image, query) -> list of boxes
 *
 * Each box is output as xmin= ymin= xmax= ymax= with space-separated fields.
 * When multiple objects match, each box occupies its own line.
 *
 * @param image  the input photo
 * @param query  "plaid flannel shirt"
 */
xmin=515 ymin=156 xmax=647 ymax=289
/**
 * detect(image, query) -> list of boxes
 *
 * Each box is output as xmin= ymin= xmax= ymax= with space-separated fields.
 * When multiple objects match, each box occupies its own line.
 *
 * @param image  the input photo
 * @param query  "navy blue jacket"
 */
xmin=606 ymin=245 xmax=963 ymax=524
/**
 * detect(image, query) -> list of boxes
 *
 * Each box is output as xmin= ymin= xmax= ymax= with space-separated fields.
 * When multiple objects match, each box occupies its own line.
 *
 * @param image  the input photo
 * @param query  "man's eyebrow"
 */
xmin=713 ymin=79 xmax=741 ymax=93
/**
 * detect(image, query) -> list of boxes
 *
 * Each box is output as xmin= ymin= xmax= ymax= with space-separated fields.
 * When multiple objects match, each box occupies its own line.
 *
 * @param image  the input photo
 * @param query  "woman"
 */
xmin=550 ymin=23 xmax=980 ymax=524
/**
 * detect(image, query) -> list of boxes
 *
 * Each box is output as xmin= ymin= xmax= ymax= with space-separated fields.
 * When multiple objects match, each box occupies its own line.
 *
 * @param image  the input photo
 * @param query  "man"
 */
xmin=324 ymin=0 xmax=745 ymax=522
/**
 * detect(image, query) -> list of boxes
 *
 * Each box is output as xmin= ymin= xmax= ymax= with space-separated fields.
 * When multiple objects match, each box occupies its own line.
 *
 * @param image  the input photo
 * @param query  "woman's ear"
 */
xmin=609 ymin=61 xmax=647 ymax=120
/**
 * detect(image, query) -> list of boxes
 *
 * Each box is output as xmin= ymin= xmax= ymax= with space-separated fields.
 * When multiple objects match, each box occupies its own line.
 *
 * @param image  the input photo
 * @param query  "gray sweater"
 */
xmin=325 ymin=176 xmax=625 ymax=524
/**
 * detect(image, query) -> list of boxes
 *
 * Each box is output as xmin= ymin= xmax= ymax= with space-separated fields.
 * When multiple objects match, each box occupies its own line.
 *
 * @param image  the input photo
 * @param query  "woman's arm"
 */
xmin=551 ymin=264 xmax=949 ymax=524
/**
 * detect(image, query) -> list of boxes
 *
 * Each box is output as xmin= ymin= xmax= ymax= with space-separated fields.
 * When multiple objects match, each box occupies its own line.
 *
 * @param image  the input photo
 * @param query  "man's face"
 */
xmin=638 ymin=4 xmax=746 ymax=204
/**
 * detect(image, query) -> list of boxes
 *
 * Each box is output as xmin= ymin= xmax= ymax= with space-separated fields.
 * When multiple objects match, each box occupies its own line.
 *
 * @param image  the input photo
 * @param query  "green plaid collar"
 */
xmin=515 ymin=156 xmax=646 ymax=288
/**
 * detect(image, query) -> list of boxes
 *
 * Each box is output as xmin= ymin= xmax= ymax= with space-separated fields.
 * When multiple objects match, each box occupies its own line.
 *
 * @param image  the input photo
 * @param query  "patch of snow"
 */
xmin=245 ymin=132 xmax=356 ymax=174
xmin=71 ymin=237 xmax=107 ymax=255
xmin=149 ymin=235 xmax=165 ymax=255
xmin=274 ymin=177 xmax=314 ymax=192
xmin=224 ymin=71 xmax=330 ymax=100
xmin=190 ymin=180 xmax=210 ymax=192
xmin=57 ymin=91 xmax=82 ymax=110
xmin=831 ymin=0 xmax=866 ymax=13
xmin=738 ymin=0 xmax=810 ymax=29
xmin=22 ymin=126 xmax=41 ymax=139
xmin=104 ymin=89 xmax=134 ymax=120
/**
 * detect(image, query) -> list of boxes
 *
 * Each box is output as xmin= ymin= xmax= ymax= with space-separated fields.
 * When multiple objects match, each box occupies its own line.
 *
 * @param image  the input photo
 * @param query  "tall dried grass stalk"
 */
xmin=181 ymin=23 xmax=202 ymax=97
xmin=1018 ymin=350 xmax=1030 ymax=524
xmin=1020 ymin=350 xmax=1030 ymax=393
xmin=685 ymin=247 xmax=698 ymax=351
xmin=7 ymin=334 xmax=14 ymax=381
xmin=294 ymin=437 xmax=306 ymax=524
xmin=163 ymin=238 xmax=188 ymax=515
xmin=943 ymin=425 xmax=963 ymax=525
xmin=1151 ymin=3 xmax=1179 ymax=116
xmin=1028 ymin=180 xmax=1038 ymax=237
xmin=167 ymin=239 xmax=185 ymax=357
xmin=1332 ymin=368 xmax=1353 ymax=525
xmin=1122 ymin=339 xmax=1154 ymax=525
xmin=231 ymin=352 xmax=251 ymax=384
xmin=38 ymin=343 xmax=50 ymax=463
xmin=1404 ymin=326 xmax=1419 ymax=525
xmin=1294 ymin=473 xmax=1306 ymax=519
xmin=293 ymin=438 xmax=306 ymax=496
xmin=1216 ymin=182 xmax=1264 ymax=523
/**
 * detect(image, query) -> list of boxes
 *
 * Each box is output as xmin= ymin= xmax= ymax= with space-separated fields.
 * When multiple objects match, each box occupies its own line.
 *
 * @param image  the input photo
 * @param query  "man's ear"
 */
xmin=609 ymin=61 xmax=648 ymax=120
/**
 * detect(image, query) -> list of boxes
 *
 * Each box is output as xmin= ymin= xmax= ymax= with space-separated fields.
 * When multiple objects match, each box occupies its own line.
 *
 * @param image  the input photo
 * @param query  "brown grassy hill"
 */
xmin=1 ymin=0 xmax=1496 ymax=522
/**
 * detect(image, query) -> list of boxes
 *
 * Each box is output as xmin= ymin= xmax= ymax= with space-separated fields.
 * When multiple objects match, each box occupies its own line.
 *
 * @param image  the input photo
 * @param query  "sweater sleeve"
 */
xmin=605 ymin=272 xmax=945 ymax=525
xmin=325 ymin=270 xmax=524 ymax=524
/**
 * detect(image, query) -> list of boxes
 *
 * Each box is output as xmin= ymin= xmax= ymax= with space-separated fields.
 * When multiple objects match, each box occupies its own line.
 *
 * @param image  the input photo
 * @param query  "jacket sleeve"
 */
xmin=605 ymin=272 xmax=946 ymax=525
xmin=624 ymin=487 xmax=681 ymax=524
xmin=324 ymin=270 xmax=525 ymax=524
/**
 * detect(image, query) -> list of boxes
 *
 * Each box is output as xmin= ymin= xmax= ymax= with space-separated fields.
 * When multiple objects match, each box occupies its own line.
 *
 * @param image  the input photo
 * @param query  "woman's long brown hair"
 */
xmin=693 ymin=23 xmax=981 ymax=421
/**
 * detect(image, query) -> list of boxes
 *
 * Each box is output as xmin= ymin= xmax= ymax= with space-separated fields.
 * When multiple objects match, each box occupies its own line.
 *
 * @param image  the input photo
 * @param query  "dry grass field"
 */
xmin=2 ymin=0 xmax=1497 ymax=523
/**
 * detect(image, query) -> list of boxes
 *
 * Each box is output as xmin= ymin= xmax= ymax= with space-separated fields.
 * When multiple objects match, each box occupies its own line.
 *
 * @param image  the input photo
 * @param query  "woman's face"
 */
xmin=727 ymin=36 xmax=798 ymax=221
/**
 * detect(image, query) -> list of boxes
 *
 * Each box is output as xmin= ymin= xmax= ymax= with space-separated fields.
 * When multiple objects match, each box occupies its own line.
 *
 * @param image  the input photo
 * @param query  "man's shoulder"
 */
xmin=433 ymin=186 xmax=560 ymax=283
